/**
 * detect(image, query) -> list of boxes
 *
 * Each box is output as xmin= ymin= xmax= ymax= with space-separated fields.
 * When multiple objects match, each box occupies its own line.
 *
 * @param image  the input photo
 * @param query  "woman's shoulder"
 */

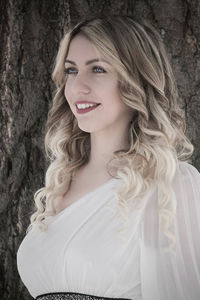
xmin=172 ymin=161 xmax=200 ymax=225
xmin=171 ymin=160 xmax=200 ymax=203
xmin=174 ymin=160 xmax=200 ymax=187
xmin=177 ymin=160 xmax=200 ymax=174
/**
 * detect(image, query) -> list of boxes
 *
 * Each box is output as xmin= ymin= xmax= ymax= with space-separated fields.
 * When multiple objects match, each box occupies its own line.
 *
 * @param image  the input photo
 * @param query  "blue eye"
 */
xmin=93 ymin=66 xmax=106 ymax=73
xmin=64 ymin=68 xmax=77 ymax=74
xmin=64 ymin=66 xmax=106 ymax=75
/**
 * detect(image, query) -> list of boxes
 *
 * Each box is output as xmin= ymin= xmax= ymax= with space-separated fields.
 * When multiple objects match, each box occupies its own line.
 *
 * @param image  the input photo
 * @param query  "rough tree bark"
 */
xmin=0 ymin=0 xmax=199 ymax=299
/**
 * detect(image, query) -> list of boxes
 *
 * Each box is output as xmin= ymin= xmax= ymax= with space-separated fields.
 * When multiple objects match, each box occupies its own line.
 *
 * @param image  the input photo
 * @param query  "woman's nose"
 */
xmin=71 ymin=73 xmax=91 ymax=94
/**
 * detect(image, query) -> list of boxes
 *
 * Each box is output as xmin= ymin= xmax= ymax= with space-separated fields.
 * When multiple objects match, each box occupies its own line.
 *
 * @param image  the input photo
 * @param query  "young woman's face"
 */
xmin=64 ymin=34 xmax=133 ymax=133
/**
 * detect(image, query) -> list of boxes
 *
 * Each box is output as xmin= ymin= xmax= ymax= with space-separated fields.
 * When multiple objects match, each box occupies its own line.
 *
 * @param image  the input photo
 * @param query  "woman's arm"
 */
xmin=140 ymin=161 xmax=200 ymax=300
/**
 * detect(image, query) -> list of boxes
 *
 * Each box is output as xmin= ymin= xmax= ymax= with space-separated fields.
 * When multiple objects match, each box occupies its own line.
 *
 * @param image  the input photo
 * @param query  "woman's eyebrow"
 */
xmin=65 ymin=58 xmax=111 ymax=65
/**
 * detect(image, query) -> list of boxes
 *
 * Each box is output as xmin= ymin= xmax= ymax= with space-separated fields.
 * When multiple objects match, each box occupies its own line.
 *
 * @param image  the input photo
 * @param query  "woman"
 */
xmin=17 ymin=16 xmax=200 ymax=300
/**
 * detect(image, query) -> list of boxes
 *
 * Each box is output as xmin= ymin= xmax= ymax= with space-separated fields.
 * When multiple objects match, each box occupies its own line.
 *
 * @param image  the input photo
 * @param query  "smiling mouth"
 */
xmin=76 ymin=103 xmax=101 ymax=114
xmin=75 ymin=102 xmax=101 ymax=107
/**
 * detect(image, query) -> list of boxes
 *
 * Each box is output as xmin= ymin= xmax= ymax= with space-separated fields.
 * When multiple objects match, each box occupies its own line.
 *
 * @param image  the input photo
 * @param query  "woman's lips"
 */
xmin=76 ymin=104 xmax=101 ymax=114
xmin=75 ymin=101 xmax=100 ymax=105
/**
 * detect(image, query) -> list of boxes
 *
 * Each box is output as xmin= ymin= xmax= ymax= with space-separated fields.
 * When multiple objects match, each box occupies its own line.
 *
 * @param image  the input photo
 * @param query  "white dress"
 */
xmin=17 ymin=161 xmax=200 ymax=300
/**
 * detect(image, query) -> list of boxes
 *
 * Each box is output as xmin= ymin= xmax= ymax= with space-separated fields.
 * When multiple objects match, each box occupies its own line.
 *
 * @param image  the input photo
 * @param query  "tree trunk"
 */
xmin=0 ymin=0 xmax=199 ymax=299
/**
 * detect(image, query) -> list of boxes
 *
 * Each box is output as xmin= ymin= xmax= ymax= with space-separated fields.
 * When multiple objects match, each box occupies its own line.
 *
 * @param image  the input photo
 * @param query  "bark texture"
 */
xmin=0 ymin=0 xmax=199 ymax=299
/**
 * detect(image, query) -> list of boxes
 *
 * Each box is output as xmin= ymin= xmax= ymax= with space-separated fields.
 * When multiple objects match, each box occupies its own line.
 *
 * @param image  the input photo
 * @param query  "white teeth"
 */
xmin=77 ymin=103 xmax=98 ymax=109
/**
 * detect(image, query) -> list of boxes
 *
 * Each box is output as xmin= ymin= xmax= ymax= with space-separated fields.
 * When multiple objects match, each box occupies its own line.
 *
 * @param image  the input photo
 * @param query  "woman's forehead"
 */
xmin=66 ymin=35 xmax=110 ymax=63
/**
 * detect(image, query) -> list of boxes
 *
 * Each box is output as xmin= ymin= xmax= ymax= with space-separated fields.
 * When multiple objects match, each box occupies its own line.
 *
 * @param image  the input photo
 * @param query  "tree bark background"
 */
xmin=0 ymin=0 xmax=199 ymax=299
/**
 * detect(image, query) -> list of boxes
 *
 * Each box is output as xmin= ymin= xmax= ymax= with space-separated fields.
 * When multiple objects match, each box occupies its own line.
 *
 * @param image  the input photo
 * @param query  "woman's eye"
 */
xmin=64 ymin=68 xmax=77 ymax=74
xmin=64 ymin=66 xmax=106 ymax=75
xmin=93 ymin=66 xmax=106 ymax=73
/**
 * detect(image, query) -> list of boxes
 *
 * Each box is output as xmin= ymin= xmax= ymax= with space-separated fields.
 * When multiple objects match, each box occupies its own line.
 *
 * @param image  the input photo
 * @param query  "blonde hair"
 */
xmin=26 ymin=16 xmax=193 ymax=252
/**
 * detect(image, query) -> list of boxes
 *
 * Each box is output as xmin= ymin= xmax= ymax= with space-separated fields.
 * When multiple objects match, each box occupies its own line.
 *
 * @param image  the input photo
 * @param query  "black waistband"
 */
xmin=36 ymin=292 xmax=131 ymax=300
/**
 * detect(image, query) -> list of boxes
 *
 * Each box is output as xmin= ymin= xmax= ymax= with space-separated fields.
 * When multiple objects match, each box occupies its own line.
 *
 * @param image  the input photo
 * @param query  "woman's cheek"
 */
xmin=64 ymin=85 xmax=71 ymax=103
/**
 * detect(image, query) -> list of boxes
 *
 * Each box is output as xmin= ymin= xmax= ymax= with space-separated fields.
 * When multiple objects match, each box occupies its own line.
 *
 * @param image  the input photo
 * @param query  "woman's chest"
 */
xmin=55 ymin=174 xmax=114 ymax=214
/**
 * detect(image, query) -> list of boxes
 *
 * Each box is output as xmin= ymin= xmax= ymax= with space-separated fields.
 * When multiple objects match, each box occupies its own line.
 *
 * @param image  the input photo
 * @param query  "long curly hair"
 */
xmin=26 ymin=16 xmax=193 ymax=252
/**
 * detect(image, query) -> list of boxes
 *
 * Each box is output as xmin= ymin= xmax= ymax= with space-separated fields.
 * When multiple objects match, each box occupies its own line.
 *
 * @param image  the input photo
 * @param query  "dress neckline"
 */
xmin=52 ymin=178 xmax=118 ymax=218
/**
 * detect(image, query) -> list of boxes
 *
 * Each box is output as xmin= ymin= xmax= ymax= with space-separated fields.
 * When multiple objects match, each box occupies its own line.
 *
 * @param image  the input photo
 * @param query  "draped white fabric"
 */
xmin=17 ymin=179 xmax=145 ymax=299
xmin=140 ymin=161 xmax=200 ymax=300
xmin=17 ymin=161 xmax=200 ymax=299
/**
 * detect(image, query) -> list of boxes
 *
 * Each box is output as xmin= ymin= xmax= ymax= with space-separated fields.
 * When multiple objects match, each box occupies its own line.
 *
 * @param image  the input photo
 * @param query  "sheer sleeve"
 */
xmin=140 ymin=161 xmax=200 ymax=300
